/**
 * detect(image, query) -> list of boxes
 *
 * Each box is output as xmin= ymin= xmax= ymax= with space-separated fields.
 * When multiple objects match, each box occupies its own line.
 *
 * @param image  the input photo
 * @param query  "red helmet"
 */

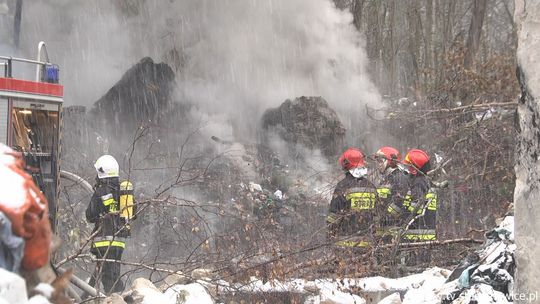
xmin=339 ymin=148 xmax=365 ymax=171
xmin=403 ymin=149 xmax=431 ymax=175
xmin=375 ymin=146 xmax=401 ymax=168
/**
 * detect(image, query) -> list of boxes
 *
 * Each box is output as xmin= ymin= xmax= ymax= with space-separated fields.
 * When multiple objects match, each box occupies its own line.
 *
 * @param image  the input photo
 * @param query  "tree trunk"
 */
xmin=406 ymin=1 xmax=422 ymax=99
xmin=424 ymin=0 xmax=433 ymax=87
xmin=437 ymin=0 xmax=455 ymax=85
xmin=352 ymin=0 xmax=365 ymax=31
xmin=464 ymin=0 xmax=488 ymax=68
xmin=13 ymin=0 xmax=23 ymax=48
xmin=364 ymin=1 xmax=382 ymax=89
xmin=385 ymin=0 xmax=396 ymax=95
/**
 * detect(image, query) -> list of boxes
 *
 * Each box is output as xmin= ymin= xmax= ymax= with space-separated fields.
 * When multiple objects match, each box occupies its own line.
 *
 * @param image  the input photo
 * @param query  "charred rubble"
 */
xmin=260 ymin=96 xmax=346 ymax=160
xmin=91 ymin=57 xmax=176 ymax=139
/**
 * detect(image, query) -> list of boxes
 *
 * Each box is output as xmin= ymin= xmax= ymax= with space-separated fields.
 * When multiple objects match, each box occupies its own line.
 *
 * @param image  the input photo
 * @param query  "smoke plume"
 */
xmin=17 ymin=0 xmax=381 ymax=142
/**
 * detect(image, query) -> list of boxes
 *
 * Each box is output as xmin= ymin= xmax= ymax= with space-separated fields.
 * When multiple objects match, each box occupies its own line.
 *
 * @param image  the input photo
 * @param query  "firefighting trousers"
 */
xmin=90 ymin=243 xmax=125 ymax=294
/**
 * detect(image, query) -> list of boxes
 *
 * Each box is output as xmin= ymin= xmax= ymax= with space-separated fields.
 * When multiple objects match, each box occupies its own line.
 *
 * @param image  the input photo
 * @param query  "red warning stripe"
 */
xmin=0 ymin=77 xmax=63 ymax=97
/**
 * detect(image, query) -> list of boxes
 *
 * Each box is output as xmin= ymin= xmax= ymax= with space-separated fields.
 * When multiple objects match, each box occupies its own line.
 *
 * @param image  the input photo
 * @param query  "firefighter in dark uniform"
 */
xmin=372 ymin=146 xmax=410 ymax=227
xmin=327 ymin=148 xmax=378 ymax=248
xmin=401 ymin=149 xmax=437 ymax=242
xmin=86 ymin=155 xmax=127 ymax=294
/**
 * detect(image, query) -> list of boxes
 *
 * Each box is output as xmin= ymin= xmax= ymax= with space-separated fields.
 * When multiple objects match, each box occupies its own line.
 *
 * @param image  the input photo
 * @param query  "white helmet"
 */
xmin=94 ymin=155 xmax=119 ymax=179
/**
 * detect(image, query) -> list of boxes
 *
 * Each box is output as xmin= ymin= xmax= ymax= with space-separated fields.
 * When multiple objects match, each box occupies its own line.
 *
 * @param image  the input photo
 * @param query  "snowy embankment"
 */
xmin=111 ymin=215 xmax=515 ymax=304
xmin=0 ymin=216 xmax=515 ymax=303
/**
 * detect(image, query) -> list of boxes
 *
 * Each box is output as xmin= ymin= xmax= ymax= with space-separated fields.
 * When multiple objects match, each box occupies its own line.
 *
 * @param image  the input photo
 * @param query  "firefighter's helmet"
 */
xmin=403 ymin=149 xmax=431 ymax=175
xmin=375 ymin=146 xmax=401 ymax=172
xmin=94 ymin=155 xmax=119 ymax=179
xmin=339 ymin=148 xmax=365 ymax=171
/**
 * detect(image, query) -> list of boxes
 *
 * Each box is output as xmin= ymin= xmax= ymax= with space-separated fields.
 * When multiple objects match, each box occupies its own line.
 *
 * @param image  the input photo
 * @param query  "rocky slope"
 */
xmin=514 ymin=0 xmax=540 ymax=298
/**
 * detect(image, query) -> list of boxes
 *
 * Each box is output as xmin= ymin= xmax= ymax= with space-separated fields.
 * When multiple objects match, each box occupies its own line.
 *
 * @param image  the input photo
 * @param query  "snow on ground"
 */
xmin=107 ymin=268 xmax=451 ymax=304
xmin=0 ymin=212 xmax=515 ymax=304
xmin=190 ymin=267 xmax=449 ymax=304
xmin=451 ymin=284 xmax=510 ymax=304
xmin=163 ymin=283 xmax=214 ymax=304
xmin=119 ymin=216 xmax=515 ymax=304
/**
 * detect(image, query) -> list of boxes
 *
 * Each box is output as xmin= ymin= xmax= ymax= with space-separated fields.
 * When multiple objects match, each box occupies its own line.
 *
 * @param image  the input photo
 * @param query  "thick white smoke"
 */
xmin=8 ymin=0 xmax=386 ymax=269
xmin=18 ymin=1 xmax=136 ymax=105
xmin=16 ymin=0 xmax=381 ymax=141
xmin=159 ymin=0 xmax=381 ymax=111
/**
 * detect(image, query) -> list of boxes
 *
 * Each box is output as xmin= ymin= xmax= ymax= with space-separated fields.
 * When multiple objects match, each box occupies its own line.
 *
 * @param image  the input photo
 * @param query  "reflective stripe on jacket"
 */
xmin=335 ymin=239 xmax=371 ymax=248
xmin=92 ymin=236 xmax=126 ymax=248
xmin=403 ymin=191 xmax=438 ymax=214
xmin=402 ymin=229 xmax=436 ymax=241
xmin=377 ymin=187 xmax=391 ymax=199
xmin=346 ymin=189 xmax=376 ymax=211
xmin=101 ymin=193 xmax=118 ymax=213
xmin=92 ymin=240 xmax=126 ymax=249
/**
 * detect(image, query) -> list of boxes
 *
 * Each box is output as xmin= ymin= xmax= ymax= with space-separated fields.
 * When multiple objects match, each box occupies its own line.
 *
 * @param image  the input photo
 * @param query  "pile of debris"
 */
xmin=351 ymin=214 xmax=516 ymax=304
xmin=260 ymin=96 xmax=346 ymax=160
xmin=91 ymin=57 xmax=176 ymax=139
xmin=438 ymin=215 xmax=516 ymax=304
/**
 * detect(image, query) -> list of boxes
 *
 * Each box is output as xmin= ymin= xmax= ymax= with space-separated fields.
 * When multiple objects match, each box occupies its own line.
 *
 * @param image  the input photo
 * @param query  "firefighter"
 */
xmin=401 ymin=149 xmax=437 ymax=242
xmin=373 ymin=146 xmax=409 ymax=225
xmin=85 ymin=155 xmax=126 ymax=294
xmin=327 ymin=148 xmax=378 ymax=247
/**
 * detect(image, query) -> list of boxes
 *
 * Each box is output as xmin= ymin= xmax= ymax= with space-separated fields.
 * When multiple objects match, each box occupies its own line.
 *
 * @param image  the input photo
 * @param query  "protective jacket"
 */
xmin=327 ymin=173 xmax=377 ymax=241
xmin=402 ymin=174 xmax=437 ymax=241
xmin=378 ymin=167 xmax=410 ymax=220
xmin=86 ymin=177 xmax=129 ymax=242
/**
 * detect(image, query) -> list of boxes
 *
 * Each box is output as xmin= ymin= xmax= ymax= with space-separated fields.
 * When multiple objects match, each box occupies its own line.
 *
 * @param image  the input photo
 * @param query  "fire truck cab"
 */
xmin=0 ymin=42 xmax=63 ymax=229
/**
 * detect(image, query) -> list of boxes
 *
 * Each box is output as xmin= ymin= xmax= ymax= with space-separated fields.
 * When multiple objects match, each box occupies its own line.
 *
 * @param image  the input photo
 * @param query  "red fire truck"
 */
xmin=0 ymin=42 xmax=63 ymax=229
